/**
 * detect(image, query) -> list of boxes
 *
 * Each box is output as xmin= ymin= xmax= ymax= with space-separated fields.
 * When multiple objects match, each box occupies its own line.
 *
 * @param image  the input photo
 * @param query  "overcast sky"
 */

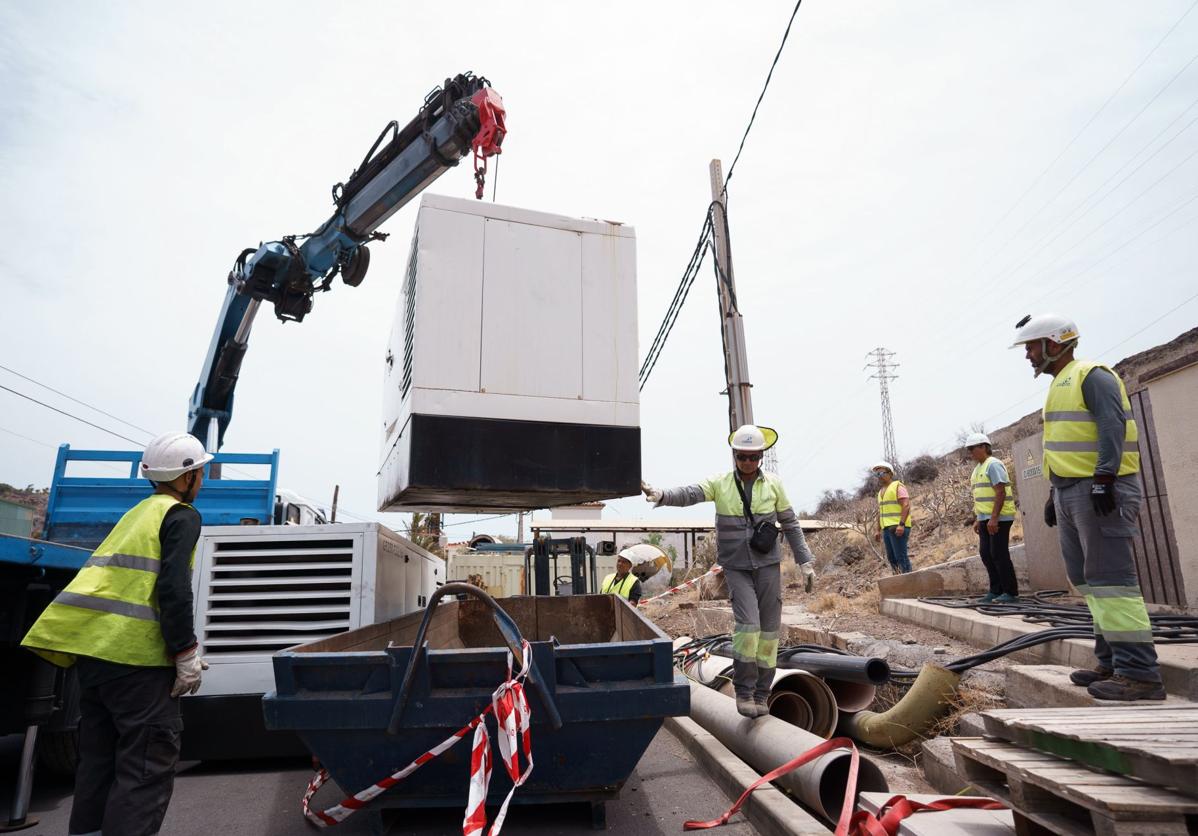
xmin=2 ymin=1 xmax=1196 ymax=539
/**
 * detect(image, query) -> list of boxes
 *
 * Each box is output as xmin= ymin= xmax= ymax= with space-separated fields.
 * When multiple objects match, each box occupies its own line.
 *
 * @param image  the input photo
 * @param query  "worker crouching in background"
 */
xmin=1012 ymin=314 xmax=1163 ymax=701
xmin=601 ymin=551 xmax=643 ymax=605
xmin=22 ymin=432 xmax=211 ymax=836
xmin=872 ymin=462 xmax=912 ymax=574
xmin=965 ymin=432 xmax=1019 ymax=603
xmin=642 ymin=424 xmax=816 ymax=718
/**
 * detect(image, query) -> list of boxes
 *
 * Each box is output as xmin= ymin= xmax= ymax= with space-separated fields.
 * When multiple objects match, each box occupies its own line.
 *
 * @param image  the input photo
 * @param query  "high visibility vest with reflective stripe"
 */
xmin=1042 ymin=360 xmax=1140 ymax=478
xmin=22 ymin=494 xmax=194 ymax=668
xmin=601 ymin=573 xmax=637 ymax=599
xmin=877 ymin=481 xmax=911 ymax=529
xmin=972 ymin=457 xmax=1016 ymax=520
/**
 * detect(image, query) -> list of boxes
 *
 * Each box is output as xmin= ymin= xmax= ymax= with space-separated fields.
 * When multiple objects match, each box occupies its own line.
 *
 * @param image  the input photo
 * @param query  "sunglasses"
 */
xmin=736 ymin=453 xmax=763 ymax=462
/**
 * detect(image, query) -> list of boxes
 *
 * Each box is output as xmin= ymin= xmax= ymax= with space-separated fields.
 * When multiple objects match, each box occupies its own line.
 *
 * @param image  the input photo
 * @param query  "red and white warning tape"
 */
xmin=302 ymin=640 xmax=534 ymax=836
xmin=638 ymin=565 xmax=723 ymax=607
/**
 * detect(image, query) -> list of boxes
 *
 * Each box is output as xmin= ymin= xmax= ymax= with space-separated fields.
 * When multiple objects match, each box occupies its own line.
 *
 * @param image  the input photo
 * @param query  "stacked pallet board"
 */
xmin=952 ymin=705 xmax=1198 ymax=835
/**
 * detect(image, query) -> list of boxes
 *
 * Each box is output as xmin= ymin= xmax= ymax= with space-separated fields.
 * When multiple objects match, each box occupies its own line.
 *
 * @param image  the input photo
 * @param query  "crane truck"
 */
xmin=0 ymin=71 xmax=505 ymax=829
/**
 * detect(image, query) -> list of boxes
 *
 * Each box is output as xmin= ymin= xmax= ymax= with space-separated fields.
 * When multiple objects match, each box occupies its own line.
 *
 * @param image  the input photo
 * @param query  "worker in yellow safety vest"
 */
xmin=872 ymin=462 xmax=912 ymax=574
xmin=22 ymin=432 xmax=212 ymax=834
xmin=642 ymin=424 xmax=816 ymax=719
xmin=964 ymin=432 xmax=1019 ymax=603
xmin=1012 ymin=314 xmax=1162 ymax=701
xmin=601 ymin=551 xmax=643 ymax=604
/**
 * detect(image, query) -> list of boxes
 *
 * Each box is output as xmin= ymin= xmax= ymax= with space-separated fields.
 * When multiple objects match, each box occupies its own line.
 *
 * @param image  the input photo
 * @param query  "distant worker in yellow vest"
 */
xmin=872 ymin=462 xmax=912 ymax=574
xmin=1012 ymin=314 xmax=1162 ymax=701
xmin=601 ymin=551 xmax=643 ymax=605
xmin=965 ymin=432 xmax=1018 ymax=603
xmin=22 ymin=432 xmax=212 ymax=834
xmin=642 ymin=424 xmax=816 ymax=718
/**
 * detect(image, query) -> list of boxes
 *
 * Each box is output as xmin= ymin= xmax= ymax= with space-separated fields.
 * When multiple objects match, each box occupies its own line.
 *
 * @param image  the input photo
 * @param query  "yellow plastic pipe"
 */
xmin=842 ymin=664 xmax=961 ymax=749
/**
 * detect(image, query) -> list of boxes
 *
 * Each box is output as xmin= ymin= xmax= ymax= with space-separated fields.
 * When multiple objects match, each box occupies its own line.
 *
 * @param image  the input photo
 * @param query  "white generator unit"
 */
xmin=378 ymin=194 xmax=641 ymax=512
xmin=181 ymin=521 xmax=442 ymax=759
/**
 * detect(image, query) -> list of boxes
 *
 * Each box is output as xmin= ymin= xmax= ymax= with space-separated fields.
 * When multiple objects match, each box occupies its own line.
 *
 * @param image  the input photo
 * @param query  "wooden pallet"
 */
xmin=952 ymin=737 xmax=1198 ymax=836
xmin=980 ymin=705 xmax=1198 ymax=795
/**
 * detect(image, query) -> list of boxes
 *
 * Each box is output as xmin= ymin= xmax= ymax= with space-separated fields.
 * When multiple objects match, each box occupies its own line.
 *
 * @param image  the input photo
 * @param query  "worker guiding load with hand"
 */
xmin=21 ymin=432 xmax=211 ymax=836
xmin=641 ymin=424 xmax=816 ymax=718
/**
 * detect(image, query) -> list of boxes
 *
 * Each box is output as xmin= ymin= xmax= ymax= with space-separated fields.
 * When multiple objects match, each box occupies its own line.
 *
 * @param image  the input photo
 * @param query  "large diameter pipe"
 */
xmin=687 ymin=682 xmax=888 ymax=822
xmin=843 ymin=664 xmax=961 ymax=749
xmin=823 ymin=678 xmax=877 ymax=713
xmin=770 ymin=671 xmax=838 ymax=739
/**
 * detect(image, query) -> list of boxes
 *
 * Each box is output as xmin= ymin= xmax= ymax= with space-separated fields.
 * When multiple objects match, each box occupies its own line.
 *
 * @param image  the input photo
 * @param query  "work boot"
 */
xmin=978 ymin=592 xmax=997 ymax=603
xmin=735 ymin=695 xmax=760 ymax=718
xmin=1087 ymin=675 xmax=1166 ymax=702
xmin=1069 ymin=666 xmax=1113 ymax=687
xmin=753 ymin=694 xmax=770 ymax=717
xmin=993 ymin=593 xmax=1018 ymax=604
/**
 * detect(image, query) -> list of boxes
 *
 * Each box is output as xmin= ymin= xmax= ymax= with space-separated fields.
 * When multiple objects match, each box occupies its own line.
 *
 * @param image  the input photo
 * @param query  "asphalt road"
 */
xmin=1 ymin=729 xmax=756 ymax=835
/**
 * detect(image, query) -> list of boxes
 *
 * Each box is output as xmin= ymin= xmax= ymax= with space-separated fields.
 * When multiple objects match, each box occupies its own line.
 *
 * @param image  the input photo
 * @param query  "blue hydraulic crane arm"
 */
xmin=188 ymin=72 xmax=506 ymax=452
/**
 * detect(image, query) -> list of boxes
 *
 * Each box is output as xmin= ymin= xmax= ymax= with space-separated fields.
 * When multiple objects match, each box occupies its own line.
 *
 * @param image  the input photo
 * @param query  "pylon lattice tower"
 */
xmin=865 ymin=348 xmax=900 ymax=470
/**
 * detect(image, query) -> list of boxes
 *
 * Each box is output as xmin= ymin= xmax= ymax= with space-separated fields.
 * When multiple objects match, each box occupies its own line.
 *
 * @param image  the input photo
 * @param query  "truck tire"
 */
xmin=38 ymin=728 xmax=79 ymax=777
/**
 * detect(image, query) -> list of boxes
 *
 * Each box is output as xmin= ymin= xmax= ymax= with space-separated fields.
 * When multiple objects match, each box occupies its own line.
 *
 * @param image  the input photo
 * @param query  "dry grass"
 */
xmin=926 ymin=684 xmax=1003 ymax=739
xmin=806 ymin=592 xmax=840 ymax=613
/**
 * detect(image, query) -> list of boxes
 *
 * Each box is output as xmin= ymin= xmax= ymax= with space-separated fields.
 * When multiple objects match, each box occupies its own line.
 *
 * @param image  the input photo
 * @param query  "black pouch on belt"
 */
xmin=735 ymin=476 xmax=780 ymax=554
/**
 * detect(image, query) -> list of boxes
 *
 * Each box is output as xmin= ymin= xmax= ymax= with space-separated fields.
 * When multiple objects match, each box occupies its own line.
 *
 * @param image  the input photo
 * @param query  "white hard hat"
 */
xmin=964 ymin=432 xmax=991 ymax=448
xmin=871 ymin=461 xmax=895 ymax=474
xmin=617 ymin=543 xmax=674 ymax=592
xmin=728 ymin=424 xmax=779 ymax=452
xmin=139 ymin=432 xmax=213 ymax=482
xmin=1010 ymin=314 xmax=1079 ymax=348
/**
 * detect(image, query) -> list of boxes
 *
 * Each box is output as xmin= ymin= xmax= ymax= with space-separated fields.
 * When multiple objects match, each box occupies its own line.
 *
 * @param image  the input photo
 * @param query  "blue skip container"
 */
xmin=262 ymin=587 xmax=689 ymax=828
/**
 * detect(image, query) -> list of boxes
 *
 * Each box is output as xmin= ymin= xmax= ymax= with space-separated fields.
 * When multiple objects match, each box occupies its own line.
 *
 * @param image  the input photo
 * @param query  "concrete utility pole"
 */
xmin=709 ymin=159 xmax=754 ymax=433
xmin=710 ymin=160 xmax=778 ymax=472
xmin=865 ymin=348 xmax=900 ymax=471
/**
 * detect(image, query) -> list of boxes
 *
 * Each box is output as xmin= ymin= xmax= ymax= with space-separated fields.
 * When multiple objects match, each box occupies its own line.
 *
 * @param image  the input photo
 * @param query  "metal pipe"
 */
xmin=778 ymin=652 xmax=891 ymax=686
xmin=232 ymin=298 xmax=262 ymax=344
xmin=687 ymin=682 xmax=888 ymax=822
xmin=5 ymin=724 xmax=39 ymax=830
xmin=842 ymin=664 xmax=961 ymax=749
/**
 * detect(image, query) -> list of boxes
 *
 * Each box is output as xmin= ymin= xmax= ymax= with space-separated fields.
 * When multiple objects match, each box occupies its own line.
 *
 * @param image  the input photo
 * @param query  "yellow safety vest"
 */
xmin=601 ymin=573 xmax=637 ymax=599
xmin=700 ymin=471 xmax=793 ymax=517
xmin=972 ymin=457 xmax=1016 ymax=519
xmin=22 ymin=494 xmax=194 ymax=668
xmin=1042 ymin=359 xmax=1140 ymax=478
xmin=877 ymin=481 xmax=911 ymax=529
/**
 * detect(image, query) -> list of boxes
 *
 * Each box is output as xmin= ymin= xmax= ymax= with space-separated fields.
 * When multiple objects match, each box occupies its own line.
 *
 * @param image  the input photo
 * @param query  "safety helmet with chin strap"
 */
xmin=1011 ymin=313 xmax=1079 ymax=377
xmin=139 ymin=432 xmax=213 ymax=482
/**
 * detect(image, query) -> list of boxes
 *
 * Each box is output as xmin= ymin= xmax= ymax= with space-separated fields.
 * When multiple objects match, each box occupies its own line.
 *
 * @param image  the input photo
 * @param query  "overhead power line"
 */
xmin=0 ymin=383 xmax=144 ymax=446
xmin=723 ymin=0 xmax=804 ymax=194
xmin=0 ymin=364 xmax=155 ymax=437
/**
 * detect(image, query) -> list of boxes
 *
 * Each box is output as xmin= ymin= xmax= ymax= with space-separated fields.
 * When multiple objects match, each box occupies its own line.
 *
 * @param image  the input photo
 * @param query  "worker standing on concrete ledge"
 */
xmin=22 ymin=432 xmax=211 ymax=835
xmin=872 ymin=462 xmax=913 ymax=574
xmin=602 ymin=551 xmax=643 ymax=604
xmin=642 ymin=424 xmax=816 ymax=718
xmin=1012 ymin=314 xmax=1163 ymax=701
xmin=966 ymin=432 xmax=1019 ymax=603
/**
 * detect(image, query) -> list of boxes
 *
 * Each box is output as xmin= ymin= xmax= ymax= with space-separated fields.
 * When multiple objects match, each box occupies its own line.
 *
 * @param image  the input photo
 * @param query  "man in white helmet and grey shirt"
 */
xmin=642 ymin=424 xmax=816 ymax=718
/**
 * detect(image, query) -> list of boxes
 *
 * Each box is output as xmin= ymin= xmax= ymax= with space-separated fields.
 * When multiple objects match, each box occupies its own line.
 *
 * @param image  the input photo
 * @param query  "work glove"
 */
xmin=800 ymin=561 xmax=816 ymax=593
xmin=1091 ymin=477 xmax=1117 ymax=516
xmin=171 ymin=646 xmax=208 ymax=698
xmin=1043 ymin=498 xmax=1057 ymax=528
xmin=640 ymin=481 xmax=663 ymax=503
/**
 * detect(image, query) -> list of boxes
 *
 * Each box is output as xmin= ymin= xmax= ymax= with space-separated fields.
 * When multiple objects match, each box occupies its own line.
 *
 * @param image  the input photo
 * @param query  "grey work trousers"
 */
xmin=1055 ymin=476 xmax=1161 ymax=683
xmin=723 ymin=563 xmax=783 ymax=699
xmin=69 ymin=666 xmax=182 ymax=836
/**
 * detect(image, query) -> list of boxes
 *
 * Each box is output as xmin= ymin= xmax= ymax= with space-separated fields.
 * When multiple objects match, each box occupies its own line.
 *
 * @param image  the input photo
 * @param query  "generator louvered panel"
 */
xmin=400 ymin=232 xmax=418 ymax=400
xmin=203 ymin=537 xmax=355 ymax=655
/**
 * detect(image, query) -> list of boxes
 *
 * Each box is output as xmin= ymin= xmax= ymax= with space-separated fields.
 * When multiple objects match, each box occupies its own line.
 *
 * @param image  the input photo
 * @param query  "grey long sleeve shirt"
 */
xmin=1050 ymin=366 xmax=1129 ymax=488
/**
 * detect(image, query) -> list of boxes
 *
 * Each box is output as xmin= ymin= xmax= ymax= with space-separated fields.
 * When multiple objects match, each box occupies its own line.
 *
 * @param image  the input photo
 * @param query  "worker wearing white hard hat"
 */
xmin=1012 ymin=314 xmax=1161 ymax=701
xmin=964 ymin=432 xmax=1018 ymax=603
xmin=601 ymin=549 xmax=643 ymax=605
xmin=23 ymin=431 xmax=212 ymax=833
xmin=641 ymin=424 xmax=817 ymax=719
xmin=870 ymin=461 xmax=912 ymax=574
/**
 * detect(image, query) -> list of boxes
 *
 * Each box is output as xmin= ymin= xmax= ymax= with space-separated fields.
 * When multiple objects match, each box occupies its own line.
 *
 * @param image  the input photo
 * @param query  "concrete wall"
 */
xmin=1146 ymin=362 xmax=1198 ymax=609
xmin=1011 ymin=433 xmax=1071 ymax=590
